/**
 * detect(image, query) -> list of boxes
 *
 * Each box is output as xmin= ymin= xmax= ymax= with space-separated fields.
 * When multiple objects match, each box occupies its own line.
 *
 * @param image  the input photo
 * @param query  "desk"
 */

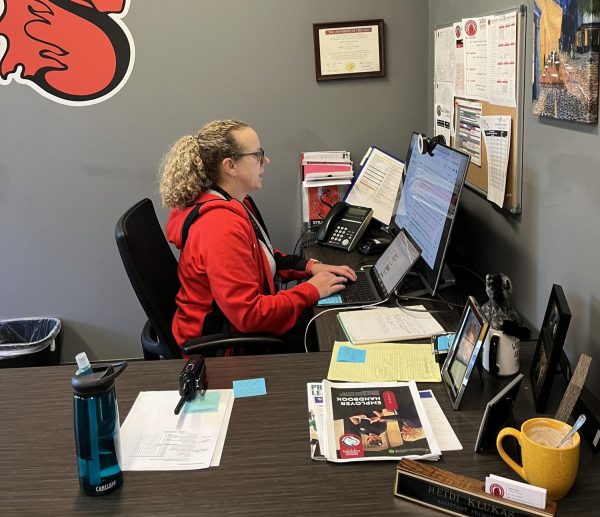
xmin=1 ymin=353 xmax=597 ymax=516
xmin=304 ymin=244 xmax=486 ymax=351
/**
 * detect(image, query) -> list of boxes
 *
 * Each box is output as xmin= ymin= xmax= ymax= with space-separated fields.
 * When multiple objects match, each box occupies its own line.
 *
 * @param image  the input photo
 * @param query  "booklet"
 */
xmin=306 ymin=383 xmax=326 ymax=461
xmin=317 ymin=380 xmax=441 ymax=462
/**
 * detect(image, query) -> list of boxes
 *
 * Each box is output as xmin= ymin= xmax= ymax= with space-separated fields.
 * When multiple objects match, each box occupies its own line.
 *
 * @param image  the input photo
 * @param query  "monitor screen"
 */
xmin=392 ymin=132 xmax=470 ymax=295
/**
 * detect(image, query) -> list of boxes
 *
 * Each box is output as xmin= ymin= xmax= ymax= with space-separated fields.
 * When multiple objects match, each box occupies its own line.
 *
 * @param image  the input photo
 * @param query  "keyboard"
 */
xmin=341 ymin=271 xmax=378 ymax=303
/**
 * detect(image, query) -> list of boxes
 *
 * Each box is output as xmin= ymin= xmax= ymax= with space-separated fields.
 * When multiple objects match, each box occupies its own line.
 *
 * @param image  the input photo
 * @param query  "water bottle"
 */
xmin=72 ymin=353 xmax=127 ymax=496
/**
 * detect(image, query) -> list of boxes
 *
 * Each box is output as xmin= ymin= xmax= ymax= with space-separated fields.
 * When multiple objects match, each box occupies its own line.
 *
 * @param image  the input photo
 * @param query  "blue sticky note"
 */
xmin=233 ymin=378 xmax=267 ymax=398
xmin=419 ymin=390 xmax=433 ymax=399
xmin=184 ymin=390 xmax=221 ymax=413
xmin=337 ymin=345 xmax=366 ymax=363
xmin=317 ymin=294 xmax=342 ymax=306
xmin=436 ymin=333 xmax=455 ymax=352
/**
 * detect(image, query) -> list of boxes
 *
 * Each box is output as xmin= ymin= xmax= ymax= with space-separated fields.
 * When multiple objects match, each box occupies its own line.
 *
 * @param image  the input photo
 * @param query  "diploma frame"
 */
xmin=530 ymin=284 xmax=572 ymax=413
xmin=313 ymin=19 xmax=385 ymax=81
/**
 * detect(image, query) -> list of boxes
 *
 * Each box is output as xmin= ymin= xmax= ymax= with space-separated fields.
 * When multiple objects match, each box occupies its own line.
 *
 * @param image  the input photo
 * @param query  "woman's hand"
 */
xmin=307 ymin=271 xmax=349 ymax=299
xmin=310 ymin=262 xmax=357 ymax=282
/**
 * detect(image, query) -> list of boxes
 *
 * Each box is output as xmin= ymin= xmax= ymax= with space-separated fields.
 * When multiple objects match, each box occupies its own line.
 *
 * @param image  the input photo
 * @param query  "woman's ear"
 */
xmin=221 ymin=157 xmax=237 ymax=178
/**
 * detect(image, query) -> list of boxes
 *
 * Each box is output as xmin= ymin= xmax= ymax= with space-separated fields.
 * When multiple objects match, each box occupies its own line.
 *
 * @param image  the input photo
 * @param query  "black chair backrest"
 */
xmin=115 ymin=198 xmax=182 ymax=359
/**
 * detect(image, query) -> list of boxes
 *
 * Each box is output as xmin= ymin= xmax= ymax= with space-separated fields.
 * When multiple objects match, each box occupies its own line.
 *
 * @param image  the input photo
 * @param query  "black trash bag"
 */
xmin=0 ymin=317 xmax=61 ymax=368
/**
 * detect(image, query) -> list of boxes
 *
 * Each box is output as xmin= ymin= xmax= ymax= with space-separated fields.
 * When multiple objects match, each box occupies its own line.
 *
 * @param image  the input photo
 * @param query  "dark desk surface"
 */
xmin=1 ymin=353 xmax=597 ymax=516
xmin=304 ymin=244 xmax=486 ymax=351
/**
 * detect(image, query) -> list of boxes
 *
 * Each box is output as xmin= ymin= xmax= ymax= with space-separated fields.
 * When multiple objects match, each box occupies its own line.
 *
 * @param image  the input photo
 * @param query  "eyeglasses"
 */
xmin=235 ymin=147 xmax=265 ymax=166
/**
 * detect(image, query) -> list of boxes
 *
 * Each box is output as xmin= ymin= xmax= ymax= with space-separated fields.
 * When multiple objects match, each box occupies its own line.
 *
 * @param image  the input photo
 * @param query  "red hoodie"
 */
xmin=166 ymin=192 xmax=320 ymax=348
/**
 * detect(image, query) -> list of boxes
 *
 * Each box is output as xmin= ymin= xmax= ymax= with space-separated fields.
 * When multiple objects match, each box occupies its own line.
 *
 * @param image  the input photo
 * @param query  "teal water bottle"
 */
xmin=72 ymin=353 xmax=127 ymax=496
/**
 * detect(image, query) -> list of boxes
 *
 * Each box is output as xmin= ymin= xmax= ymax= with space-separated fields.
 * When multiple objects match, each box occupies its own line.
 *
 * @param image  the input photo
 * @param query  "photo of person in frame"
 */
xmin=449 ymin=311 xmax=482 ymax=387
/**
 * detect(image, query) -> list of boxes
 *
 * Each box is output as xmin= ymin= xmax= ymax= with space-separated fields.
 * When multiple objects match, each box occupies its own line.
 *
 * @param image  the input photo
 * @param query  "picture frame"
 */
xmin=530 ymin=284 xmax=572 ymax=413
xmin=313 ymin=19 xmax=385 ymax=81
xmin=441 ymin=296 xmax=490 ymax=410
xmin=474 ymin=373 xmax=524 ymax=452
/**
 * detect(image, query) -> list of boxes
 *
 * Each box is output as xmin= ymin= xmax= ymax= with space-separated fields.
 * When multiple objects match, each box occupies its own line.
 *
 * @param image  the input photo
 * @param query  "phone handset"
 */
xmin=316 ymin=202 xmax=347 ymax=242
xmin=315 ymin=202 xmax=373 ymax=252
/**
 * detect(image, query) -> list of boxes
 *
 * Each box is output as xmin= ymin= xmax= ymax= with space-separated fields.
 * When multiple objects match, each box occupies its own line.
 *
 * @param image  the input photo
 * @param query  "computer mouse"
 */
xmin=357 ymin=237 xmax=391 ymax=255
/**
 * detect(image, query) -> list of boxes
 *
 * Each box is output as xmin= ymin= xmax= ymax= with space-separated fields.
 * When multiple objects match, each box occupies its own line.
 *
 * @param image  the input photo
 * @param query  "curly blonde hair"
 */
xmin=159 ymin=119 xmax=248 ymax=208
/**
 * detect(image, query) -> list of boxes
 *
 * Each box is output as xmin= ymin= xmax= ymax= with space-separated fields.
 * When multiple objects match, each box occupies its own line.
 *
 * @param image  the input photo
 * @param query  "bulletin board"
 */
xmin=434 ymin=5 xmax=527 ymax=214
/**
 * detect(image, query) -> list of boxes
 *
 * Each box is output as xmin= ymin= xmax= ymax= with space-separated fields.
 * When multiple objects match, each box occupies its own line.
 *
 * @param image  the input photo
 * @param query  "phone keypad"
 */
xmin=328 ymin=226 xmax=356 ymax=247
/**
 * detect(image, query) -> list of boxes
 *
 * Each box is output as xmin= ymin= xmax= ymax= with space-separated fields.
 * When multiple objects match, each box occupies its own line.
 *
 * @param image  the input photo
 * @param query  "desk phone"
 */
xmin=316 ymin=202 xmax=373 ymax=252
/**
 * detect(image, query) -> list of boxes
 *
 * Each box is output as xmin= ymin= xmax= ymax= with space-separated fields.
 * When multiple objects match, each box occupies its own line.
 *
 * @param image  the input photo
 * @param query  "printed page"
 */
xmin=434 ymin=26 xmax=456 ymax=83
xmin=434 ymin=80 xmax=454 ymax=143
xmin=328 ymin=341 xmax=442 ymax=383
xmin=120 ymin=390 xmax=232 ymax=471
xmin=482 ymin=115 xmax=511 ymax=207
xmin=306 ymin=382 xmax=326 ymax=461
xmin=486 ymin=12 xmax=517 ymax=107
xmin=454 ymin=99 xmax=482 ymax=166
xmin=419 ymin=390 xmax=462 ymax=451
xmin=464 ymin=16 xmax=489 ymax=101
xmin=345 ymin=147 xmax=404 ymax=225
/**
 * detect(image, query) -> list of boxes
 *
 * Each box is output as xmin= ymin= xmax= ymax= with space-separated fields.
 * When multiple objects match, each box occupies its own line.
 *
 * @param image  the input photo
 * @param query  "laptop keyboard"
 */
xmin=341 ymin=271 xmax=378 ymax=303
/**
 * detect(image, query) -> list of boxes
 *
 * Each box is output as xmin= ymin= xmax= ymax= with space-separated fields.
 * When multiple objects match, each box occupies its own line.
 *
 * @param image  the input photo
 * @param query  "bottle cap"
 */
xmin=71 ymin=361 xmax=128 ymax=396
xmin=75 ymin=352 xmax=90 ymax=372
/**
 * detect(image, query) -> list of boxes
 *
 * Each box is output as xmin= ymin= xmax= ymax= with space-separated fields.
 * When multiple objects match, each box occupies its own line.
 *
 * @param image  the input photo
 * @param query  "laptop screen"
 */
xmin=372 ymin=229 xmax=421 ymax=298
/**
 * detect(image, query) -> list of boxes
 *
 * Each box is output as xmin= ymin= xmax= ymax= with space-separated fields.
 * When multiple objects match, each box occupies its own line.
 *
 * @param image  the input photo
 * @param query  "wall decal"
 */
xmin=0 ymin=0 xmax=135 ymax=106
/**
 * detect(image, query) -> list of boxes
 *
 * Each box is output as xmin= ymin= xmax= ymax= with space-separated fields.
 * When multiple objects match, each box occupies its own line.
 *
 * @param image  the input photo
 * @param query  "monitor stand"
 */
xmin=397 ymin=264 xmax=456 ymax=298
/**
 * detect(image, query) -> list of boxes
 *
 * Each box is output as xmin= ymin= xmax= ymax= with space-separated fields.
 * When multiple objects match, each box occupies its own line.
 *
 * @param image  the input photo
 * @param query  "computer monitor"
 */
xmin=391 ymin=132 xmax=471 ymax=296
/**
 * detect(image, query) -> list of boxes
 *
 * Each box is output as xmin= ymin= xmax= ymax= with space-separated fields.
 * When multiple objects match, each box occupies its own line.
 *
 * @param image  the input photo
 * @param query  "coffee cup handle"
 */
xmin=496 ymin=427 xmax=526 ymax=481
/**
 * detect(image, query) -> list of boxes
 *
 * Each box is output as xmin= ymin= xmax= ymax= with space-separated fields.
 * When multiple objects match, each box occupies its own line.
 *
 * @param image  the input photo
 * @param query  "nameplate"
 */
xmin=394 ymin=459 xmax=556 ymax=517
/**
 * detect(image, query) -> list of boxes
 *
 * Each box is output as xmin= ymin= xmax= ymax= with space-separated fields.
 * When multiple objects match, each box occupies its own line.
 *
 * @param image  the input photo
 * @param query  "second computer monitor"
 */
xmin=392 ymin=132 xmax=471 ymax=295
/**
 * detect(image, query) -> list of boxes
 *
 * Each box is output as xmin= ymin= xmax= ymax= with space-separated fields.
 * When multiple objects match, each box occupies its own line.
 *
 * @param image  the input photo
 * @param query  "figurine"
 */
xmin=481 ymin=273 xmax=529 ymax=339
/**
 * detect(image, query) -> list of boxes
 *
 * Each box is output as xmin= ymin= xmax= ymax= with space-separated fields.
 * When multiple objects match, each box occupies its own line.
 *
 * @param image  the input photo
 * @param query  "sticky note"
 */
xmin=337 ymin=345 xmax=367 ymax=363
xmin=233 ymin=378 xmax=267 ymax=398
xmin=317 ymin=294 xmax=342 ymax=306
xmin=184 ymin=390 xmax=221 ymax=413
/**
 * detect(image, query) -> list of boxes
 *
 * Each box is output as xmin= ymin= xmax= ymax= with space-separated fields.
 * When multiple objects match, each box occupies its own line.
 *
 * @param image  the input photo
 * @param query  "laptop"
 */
xmin=317 ymin=228 xmax=421 ymax=307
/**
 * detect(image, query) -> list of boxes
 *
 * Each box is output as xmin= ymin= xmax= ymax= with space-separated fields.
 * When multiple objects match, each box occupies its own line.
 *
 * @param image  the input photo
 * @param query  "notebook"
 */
xmin=317 ymin=228 xmax=421 ymax=307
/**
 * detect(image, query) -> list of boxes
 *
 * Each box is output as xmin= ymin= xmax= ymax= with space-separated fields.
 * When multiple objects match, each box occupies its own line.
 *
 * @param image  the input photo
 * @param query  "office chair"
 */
xmin=115 ymin=198 xmax=284 ymax=359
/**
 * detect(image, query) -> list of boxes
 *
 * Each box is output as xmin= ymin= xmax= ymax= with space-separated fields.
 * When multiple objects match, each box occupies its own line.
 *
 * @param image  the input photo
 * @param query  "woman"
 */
xmin=159 ymin=119 xmax=356 ymax=352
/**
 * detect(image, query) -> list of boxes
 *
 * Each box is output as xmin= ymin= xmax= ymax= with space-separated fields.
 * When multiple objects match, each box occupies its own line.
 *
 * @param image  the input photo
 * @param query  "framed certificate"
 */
xmin=313 ymin=19 xmax=385 ymax=81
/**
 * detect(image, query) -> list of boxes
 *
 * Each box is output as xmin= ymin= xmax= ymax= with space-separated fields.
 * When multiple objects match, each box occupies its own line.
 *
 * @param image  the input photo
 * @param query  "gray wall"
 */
xmin=429 ymin=0 xmax=600 ymax=395
xmin=0 ymin=1 xmax=428 ymax=362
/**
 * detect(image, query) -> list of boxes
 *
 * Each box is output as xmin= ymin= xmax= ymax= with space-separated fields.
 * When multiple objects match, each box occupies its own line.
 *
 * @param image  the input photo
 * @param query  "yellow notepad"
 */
xmin=327 ymin=341 xmax=442 ymax=383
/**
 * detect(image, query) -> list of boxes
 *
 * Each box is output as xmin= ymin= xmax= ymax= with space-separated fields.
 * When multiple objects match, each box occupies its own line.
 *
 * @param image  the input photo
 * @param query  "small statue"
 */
xmin=481 ymin=273 xmax=529 ymax=339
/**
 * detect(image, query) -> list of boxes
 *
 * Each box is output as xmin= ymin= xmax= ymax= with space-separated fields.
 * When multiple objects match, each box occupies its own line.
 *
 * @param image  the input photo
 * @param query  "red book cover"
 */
xmin=308 ymin=185 xmax=340 ymax=226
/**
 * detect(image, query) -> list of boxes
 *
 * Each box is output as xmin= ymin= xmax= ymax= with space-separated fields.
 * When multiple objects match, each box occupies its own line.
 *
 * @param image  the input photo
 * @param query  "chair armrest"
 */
xmin=182 ymin=333 xmax=285 ymax=355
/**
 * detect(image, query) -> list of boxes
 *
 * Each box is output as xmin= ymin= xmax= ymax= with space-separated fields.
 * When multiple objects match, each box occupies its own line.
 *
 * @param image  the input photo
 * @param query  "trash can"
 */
xmin=0 ymin=317 xmax=62 ymax=368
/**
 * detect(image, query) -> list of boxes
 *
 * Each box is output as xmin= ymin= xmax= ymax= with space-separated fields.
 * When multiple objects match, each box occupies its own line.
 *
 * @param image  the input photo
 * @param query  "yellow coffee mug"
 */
xmin=496 ymin=417 xmax=580 ymax=501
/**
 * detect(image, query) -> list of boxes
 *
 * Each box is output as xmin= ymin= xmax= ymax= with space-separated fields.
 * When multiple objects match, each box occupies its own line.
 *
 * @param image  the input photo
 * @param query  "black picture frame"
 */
xmin=441 ymin=296 xmax=490 ymax=410
xmin=313 ymin=19 xmax=385 ymax=81
xmin=530 ymin=284 xmax=572 ymax=413
xmin=474 ymin=373 xmax=524 ymax=452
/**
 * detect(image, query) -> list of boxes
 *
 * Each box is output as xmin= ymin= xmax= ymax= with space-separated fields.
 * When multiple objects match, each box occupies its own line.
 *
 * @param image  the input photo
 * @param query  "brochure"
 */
xmin=316 ymin=380 xmax=441 ymax=462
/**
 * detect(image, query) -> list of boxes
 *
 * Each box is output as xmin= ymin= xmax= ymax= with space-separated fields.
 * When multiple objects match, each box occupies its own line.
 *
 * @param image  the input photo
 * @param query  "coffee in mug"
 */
xmin=496 ymin=417 xmax=580 ymax=501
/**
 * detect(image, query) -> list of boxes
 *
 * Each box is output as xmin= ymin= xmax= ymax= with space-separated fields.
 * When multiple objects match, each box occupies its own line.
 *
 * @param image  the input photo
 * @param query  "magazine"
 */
xmin=319 ymin=380 xmax=441 ymax=462
xmin=306 ymin=382 xmax=326 ymax=461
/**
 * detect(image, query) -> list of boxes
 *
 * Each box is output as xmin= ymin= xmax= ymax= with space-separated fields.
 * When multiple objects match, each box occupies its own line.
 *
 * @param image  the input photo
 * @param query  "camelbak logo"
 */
xmin=95 ymin=479 xmax=117 ymax=492
xmin=0 ymin=0 xmax=134 ymax=106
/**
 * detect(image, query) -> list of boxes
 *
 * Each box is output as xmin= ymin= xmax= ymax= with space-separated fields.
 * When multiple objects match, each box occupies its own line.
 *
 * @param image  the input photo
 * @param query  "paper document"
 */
xmin=434 ymin=80 xmax=454 ymax=143
xmin=337 ymin=305 xmax=444 ymax=345
xmin=120 ymin=390 xmax=233 ymax=471
xmin=328 ymin=341 xmax=442 ymax=383
xmin=345 ymin=146 xmax=404 ymax=225
xmin=464 ymin=16 xmax=489 ymax=101
xmin=482 ymin=115 xmax=511 ymax=207
xmin=434 ymin=26 xmax=456 ymax=83
xmin=419 ymin=390 xmax=462 ymax=451
xmin=487 ymin=12 xmax=517 ymax=107
xmin=454 ymin=99 xmax=482 ymax=166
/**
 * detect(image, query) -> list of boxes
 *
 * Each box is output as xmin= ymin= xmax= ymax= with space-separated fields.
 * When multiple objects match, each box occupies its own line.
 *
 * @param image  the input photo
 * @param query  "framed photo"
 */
xmin=530 ymin=284 xmax=572 ymax=413
xmin=474 ymin=373 xmax=524 ymax=452
xmin=313 ymin=19 xmax=385 ymax=81
xmin=442 ymin=296 xmax=490 ymax=410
